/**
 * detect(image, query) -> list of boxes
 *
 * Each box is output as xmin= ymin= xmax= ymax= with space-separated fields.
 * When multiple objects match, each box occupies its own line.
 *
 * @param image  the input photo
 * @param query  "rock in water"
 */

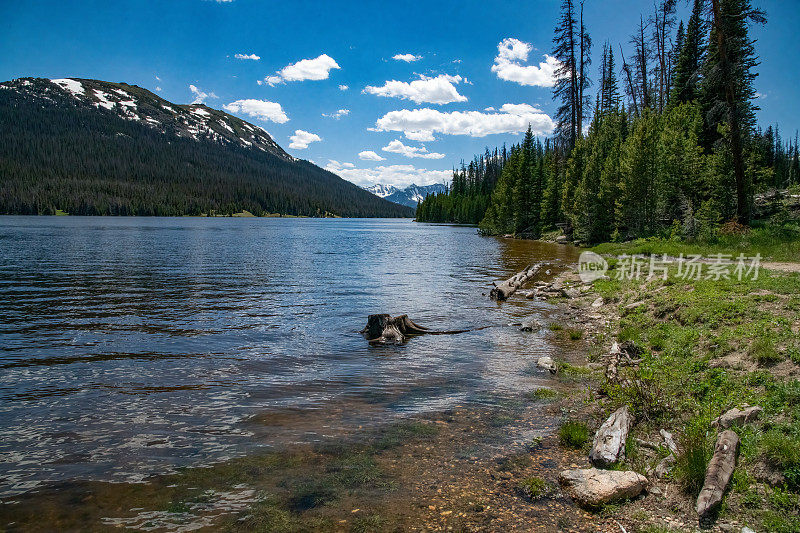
xmin=558 ymin=468 xmax=647 ymax=508
xmin=711 ymin=406 xmax=762 ymax=429
xmin=537 ymin=356 xmax=557 ymax=373
xmin=589 ymin=406 xmax=634 ymax=467
xmin=696 ymin=430 xmax=740 ymax=524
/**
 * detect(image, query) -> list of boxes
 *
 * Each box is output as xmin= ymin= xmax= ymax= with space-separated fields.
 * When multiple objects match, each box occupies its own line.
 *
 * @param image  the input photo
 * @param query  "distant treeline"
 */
xmin=417 ymin=0 xmax=800 ymax=243
xmin=0 ymin=90 xmax=412 ymax=218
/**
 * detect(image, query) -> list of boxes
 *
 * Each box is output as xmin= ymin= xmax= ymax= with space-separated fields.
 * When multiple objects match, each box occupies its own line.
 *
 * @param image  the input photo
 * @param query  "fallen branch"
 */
xmin=696 ymin=430 xmax=739 ymax=525
xmin=590 ymin=405 xmax=634 ymax=467
xmin=490 ymin=264 xmax=542 ymax=301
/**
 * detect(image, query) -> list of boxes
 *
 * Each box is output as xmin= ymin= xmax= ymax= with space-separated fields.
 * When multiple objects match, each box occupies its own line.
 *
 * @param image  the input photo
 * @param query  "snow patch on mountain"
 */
xmin=362 ymin=183 xmax=447 ymax=207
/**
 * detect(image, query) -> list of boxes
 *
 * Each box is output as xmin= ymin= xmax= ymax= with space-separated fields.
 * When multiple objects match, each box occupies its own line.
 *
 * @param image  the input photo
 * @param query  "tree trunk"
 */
xmin=696 ymin=429 xmax=739 ymax=524
xmin=490 ymin=264 xmax=542 ymax=300
xmin=589 ymin=405 xmax=634 ymax=467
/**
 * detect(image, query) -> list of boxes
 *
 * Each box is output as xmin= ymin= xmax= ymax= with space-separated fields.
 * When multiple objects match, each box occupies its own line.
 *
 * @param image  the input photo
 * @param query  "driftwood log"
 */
xmin=490 ymin=264 xmax=542 ymax=300
xmin=589 ymin=405 xmax=634 ymax=467
xmin=696 ymin=429 xmax=740 ymax=524
xmin=360 ymin=314 xmax=479 ymax=344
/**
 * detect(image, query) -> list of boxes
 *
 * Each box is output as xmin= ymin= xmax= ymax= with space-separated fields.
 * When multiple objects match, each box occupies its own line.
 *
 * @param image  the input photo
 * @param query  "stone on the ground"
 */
xmin=555 ymin=235 xmax=568 ymax=244
xmin=696 ymin=430 xmax=740 ymax=523
xmin=563 ymin=288 xmax=581 ymax=298
xmin=660 ymin=429 xmax=679 ymax=455
xmin=558 ymin=468 xmax=648 ymax=508
xmin=654 ymin=454 xmax=676 ymax=479
xmin=520 ymin=320 xmax=541 ymax=332
xmin=711 ymin=406 xmax=763 ymax=429
xmin=537 ymin=356 xmax=557 ymax=373
xmin=591 ymin=297 xmax=604 ymax=308
xmin=589 ymin=405 xmax=634 ymax=467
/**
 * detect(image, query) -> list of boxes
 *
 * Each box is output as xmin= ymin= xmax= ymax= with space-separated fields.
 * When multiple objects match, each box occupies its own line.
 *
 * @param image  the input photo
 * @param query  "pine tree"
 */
xmin=671 ymin=0 xmax=706 ymax=105
xmin=553 ymin=0 xmax=580 ymax=149
xmin=702 ymin=0 xmax=766 ymax=223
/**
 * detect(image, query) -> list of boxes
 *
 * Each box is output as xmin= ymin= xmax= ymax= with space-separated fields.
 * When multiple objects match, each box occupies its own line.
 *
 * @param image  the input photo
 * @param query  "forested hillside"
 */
xmin=0 ymin=78 xmax=413 ymax=217
xmin=417 ymin=0 xmax=800 ymax=242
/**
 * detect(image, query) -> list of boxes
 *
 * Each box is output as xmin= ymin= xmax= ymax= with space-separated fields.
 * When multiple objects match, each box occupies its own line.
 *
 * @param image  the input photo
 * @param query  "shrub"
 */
xmin=559 ymin=420 xmax=590 ymax=449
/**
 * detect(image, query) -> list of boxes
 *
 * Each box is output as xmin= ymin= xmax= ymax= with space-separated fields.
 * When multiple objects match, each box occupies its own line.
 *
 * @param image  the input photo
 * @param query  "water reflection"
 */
xmin=0 ymin=217 xmax=579 ymax=496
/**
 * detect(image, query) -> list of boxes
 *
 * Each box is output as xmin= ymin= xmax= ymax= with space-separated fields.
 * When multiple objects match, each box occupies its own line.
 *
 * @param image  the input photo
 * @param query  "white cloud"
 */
xmin=222 ymin=99 xmax=289 ymax=123
xmin=358 ymin=150 xmax=386 ymax=161
xmin=382 ymin=139 xmax=444 ymax=159
xmin=155 ymin=86 xmax=162 ymax=92
xmin=363 ymin=74 xmax=467 ymax=105
xmin=393 ymin=53 xmax=422 ymax=62
xmin=235 ymin=53 xmax=260 ymax=60
xmin=264 ymin=54 xmax=340 ymax=86
xmin=155 ymin=75 xmax=161 ymax=81
xmin=189 ymin=84 xmax=218 ymax=104
xmin=491 ymin=38 xmax=562 ymax=88
xmin=322 ymin=108 xmax=350 ymax=119
xmin=339 ymin=84 xmax=349 ymax=91
xmin=325 ymin=160 xmax=450 ymax=188
xmin=372 ymin=103 xmax=555 ymax=140
xmin=289 ymin=129 xmax=321 ymax=149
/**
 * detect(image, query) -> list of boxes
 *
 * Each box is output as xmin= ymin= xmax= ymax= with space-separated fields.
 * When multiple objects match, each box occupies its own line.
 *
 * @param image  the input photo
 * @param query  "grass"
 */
xmin=583 ymin=260 xmax=800 ymax=529
xmin=559 ymin=420 xmax=590 ymax=449
xmin=590 ymin=222 xmax=800 ymax=262
xmin=749 ymin=338 xmax=784 ymax=366
xmin=566 ymin=328 xmax=584 ymax=340
xmin=517 ymin=476 xmax=556 ymax=500
xmin=525 ymin=388 xmax=558 ymax=401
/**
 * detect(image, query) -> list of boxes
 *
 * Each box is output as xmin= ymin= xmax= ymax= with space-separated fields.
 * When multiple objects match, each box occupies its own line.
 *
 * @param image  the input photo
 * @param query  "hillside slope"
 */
xmin=0 ymin=78 xmax=413 ymax=217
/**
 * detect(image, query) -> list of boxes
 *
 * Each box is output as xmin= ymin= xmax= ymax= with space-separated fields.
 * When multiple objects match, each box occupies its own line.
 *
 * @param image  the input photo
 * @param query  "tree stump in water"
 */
xmin=490 ymin=264 xmax=542 ymax=300
xmin=360 ymin=314 xmax=473 ymax=344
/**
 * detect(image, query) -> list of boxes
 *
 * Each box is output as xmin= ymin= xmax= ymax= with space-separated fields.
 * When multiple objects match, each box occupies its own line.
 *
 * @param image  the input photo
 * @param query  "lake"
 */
xmin=0 ymin=217 xmax=580 ymax=497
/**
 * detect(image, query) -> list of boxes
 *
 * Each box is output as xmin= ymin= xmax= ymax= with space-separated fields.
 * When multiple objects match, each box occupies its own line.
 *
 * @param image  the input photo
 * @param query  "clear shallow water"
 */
xmin=0 ymin=217 xmax=580 ymax=496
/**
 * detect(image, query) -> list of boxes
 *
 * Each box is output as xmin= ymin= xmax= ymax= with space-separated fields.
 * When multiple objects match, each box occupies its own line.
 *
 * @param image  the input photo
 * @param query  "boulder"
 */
xmin=589 ymin=405 xmax=634 ymax=467
xmin=696 ymin=430 xmax=740 ymax=524
xmin=563 ymin=288 xmax=581 ymax=299
xmin=558 ymin=468 xmax=648 ymax=508
xmin=537 ymin=356 xmax=558 ymax=373
xmin=591 ymin=297 xmax=604 ymax=308
xmin=555 ymin=235 xmax=568 ymax=244
xmin=711 ymin=406 xmax=762 ymax=429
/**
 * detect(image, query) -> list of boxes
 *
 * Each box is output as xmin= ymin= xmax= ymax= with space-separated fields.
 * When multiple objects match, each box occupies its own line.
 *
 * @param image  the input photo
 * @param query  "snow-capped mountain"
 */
xmin=1 ymin=77 xmax=292 ymax=160
xmin=362 ymin=183 xmax=447 ymax=207
xmin=0 ymin=77 xmax=414 ymax=218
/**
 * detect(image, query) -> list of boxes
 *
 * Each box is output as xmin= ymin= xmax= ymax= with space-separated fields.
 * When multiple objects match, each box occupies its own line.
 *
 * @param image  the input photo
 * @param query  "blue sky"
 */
xmin=2 ymin=0 xmax=797 ymax=188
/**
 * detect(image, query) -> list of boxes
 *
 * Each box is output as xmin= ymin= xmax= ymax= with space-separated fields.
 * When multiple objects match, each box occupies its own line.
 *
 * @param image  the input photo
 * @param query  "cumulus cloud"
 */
xmin=223 ymin=99 xmax=289 ymax=123
xmin=325 ymin=160 xmax=450 ymax=188
xmin=363 ymin=74 xmax=467 ymax=105
xmin=264 ymin=54 xmax=340 ymax=86
xmin=358 ymin=150 xmax=386 ymax=161
xmin=372 ymin=103 xmax=555 ymax=140
xmin=491 ymin=38 xmax=562 ymax=87
xmin=289 ymin=129 xmax=322 ymax=149
xmin=235 ymin=53 xmax=260 ymax=60
xmin=382 ymin=139 xmax=444 ymax=159
xmin=393 ymin=53 xmax=422 ymax=62
xmin=339 ymin=84 xmax=349 ymax=91
xmin=189 ymin=84 xmax=218 ymax=104
xmin=322 ymin=108 xmax=350 ymax=119
xmin=155 ymin=86 xmax=162 ymax=92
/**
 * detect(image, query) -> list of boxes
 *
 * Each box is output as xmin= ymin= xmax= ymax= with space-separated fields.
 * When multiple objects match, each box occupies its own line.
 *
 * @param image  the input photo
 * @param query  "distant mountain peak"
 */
xmin=362 ymin=183 xmax=448 ymax=207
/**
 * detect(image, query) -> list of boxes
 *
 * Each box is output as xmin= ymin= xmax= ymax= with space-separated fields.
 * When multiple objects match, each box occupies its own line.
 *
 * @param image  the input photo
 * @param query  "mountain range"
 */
xmin=0 ymin=77 xmax=413 ymax=217
xmin=362 ymin=183 xmax=448 ymax=208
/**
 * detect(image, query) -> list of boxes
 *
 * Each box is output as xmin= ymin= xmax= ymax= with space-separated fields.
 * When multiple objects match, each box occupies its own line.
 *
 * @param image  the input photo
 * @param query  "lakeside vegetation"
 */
xmin=578 ymin=262 xmax=800 ymax=531
xmin=417 ymin=0 xmax=800 ymax=244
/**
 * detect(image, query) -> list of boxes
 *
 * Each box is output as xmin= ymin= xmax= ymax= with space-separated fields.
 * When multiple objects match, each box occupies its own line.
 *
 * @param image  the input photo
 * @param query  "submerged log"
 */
xmin=589 ymin=405 xmax=634 ymax=467
xmin=490 ymin=264 xmax=542 ymax=301
xmin=696 ymin=430 xmax=740 ymax=524
xmin=360 ymin=314 xmax=478 ymax=344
